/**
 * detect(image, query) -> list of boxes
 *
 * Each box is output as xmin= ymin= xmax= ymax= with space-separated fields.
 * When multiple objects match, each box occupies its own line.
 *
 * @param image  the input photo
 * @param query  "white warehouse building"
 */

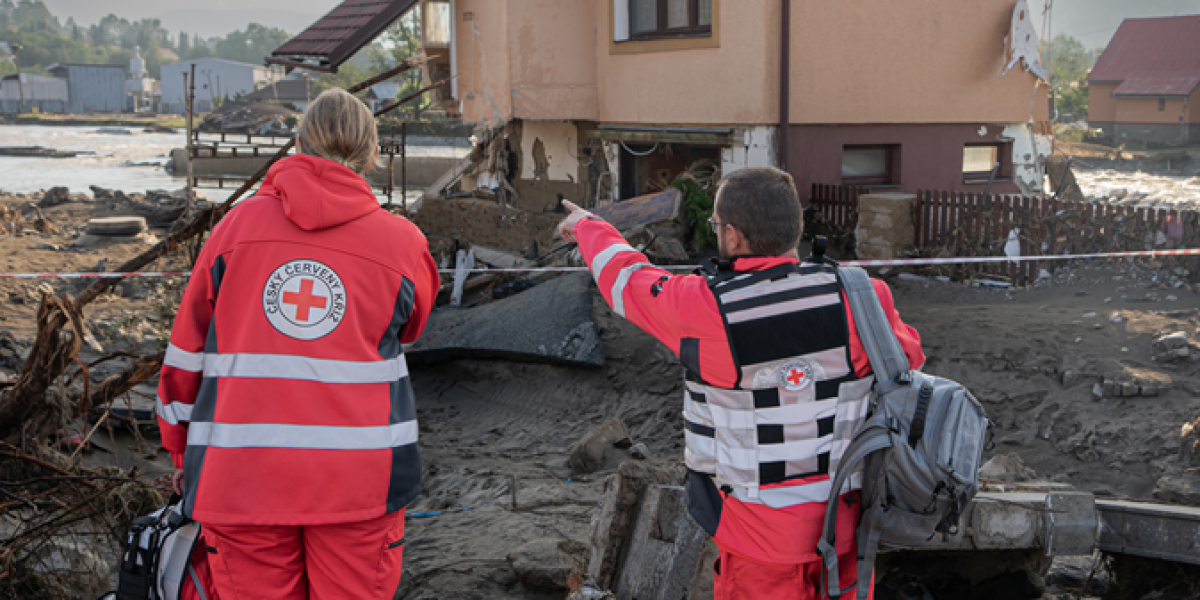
xmin=161 ymin=58 xmax=280 ymax=113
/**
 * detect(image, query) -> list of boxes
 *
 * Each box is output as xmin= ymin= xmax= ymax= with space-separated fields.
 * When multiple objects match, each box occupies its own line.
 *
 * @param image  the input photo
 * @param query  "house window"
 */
xmin=629 ymin=0 xmax=712 ymax=39
xmin=423 ymin=1 xmax=452 ymax=47
xmin=962 ymin=143 xmax=1009 ymax=182
xmin=1159 ymin=98 xmax=1166 ymax=111
xmin=842 ymin=145 xmax=897 ymax=185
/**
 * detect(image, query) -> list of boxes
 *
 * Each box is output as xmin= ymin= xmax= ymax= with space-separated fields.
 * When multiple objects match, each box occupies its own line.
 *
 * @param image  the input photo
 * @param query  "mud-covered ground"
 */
xmin=3 ymin=189 xmax=1200 ymax=598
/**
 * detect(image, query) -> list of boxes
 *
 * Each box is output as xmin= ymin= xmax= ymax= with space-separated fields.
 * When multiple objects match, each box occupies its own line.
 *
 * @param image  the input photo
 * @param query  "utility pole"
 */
xmin=185 ymin=64 xmax=196 ymax=211
xmin=11 ymin=44 xmax=24 ymax=114
xmin=401 ymin=120 xmax=408 ymax=212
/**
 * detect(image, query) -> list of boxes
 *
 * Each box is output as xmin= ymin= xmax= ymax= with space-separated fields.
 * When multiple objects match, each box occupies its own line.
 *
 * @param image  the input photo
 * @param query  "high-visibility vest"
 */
xmin=684 ymin=262 xmax=874 ymax=508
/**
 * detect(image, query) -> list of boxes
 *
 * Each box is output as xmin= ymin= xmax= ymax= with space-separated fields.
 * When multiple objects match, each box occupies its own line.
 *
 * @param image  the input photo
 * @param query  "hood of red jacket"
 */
xmin=259 ymin=154 xmax=379 ymax=231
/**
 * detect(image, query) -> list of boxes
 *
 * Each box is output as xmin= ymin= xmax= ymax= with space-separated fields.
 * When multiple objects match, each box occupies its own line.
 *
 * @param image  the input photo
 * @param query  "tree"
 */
xmin=178 ymin=30 xmax=189 ymax=55
xmin=362 ymin=11 xmax=433 ymax=119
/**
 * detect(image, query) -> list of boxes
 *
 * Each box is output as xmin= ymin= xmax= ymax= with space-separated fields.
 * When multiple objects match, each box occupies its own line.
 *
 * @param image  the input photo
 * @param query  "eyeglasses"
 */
xmin=708 ymin=217 xmax=725 ymax=235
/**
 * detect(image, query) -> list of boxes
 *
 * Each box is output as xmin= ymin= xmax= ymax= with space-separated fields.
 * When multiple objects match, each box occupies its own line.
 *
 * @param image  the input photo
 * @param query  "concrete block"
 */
xmin=972 ymin=498 xmax=1042 ymax=550
xmin=1045 ymin=492 xmax=1098 ymax=556
xmin=568 ymin=419 xmax=633 ymax=475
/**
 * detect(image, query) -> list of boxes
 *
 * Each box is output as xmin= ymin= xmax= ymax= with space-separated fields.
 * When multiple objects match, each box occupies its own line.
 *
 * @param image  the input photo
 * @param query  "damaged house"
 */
xmin=414 ymin=0 xmax=1053 ymax=210
xmin=268 ymin=0 xmax=1053 ymax=255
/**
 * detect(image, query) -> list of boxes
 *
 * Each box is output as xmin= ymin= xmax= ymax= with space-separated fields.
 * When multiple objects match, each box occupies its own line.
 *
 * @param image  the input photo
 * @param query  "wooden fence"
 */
xmin=810 ymin=184 xmax=1200 ymax=285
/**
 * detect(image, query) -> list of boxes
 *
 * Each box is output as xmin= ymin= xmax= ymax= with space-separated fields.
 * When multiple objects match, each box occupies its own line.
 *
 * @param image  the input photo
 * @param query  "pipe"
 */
xmin=778 ymin=0 xmax=790 ymax=172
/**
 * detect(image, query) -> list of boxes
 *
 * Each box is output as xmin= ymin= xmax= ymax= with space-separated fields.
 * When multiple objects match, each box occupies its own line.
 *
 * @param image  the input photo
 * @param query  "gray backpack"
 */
xmin=816 ymin=267 xmax=991 ymax=599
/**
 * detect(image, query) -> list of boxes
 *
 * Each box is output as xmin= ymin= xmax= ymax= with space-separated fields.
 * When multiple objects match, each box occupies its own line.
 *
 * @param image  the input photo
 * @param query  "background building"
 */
xmin=46 ymin=63 xmax=126 ymax=113
xmin=161 ymin=58 xmax=281 ymax=113
xmin=0 ymin=72 xmax=69 ymax=113
xmin=1087 ymin=15 xmax=1200 ymax=148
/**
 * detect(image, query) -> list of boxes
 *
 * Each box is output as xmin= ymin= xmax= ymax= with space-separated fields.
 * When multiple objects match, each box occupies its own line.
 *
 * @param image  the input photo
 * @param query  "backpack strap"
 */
xmin=837 ymin=267 xmax=910 ymax=395
xmin=816 ymin=414 xmax=894 ymax=599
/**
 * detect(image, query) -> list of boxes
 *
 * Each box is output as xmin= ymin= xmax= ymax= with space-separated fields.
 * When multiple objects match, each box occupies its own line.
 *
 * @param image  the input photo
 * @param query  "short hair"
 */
xmin=297 ymin=88 xmax=378 ymax=175
xmin=715 ymin=166 xmax=803 ymax=256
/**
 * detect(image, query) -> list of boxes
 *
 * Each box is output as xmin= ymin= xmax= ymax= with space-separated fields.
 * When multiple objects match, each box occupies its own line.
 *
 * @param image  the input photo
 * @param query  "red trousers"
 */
xmin=714 ymin=548 xmax=874 ymax=600
xmin=197 ymin=510 xmax=405 ymax=600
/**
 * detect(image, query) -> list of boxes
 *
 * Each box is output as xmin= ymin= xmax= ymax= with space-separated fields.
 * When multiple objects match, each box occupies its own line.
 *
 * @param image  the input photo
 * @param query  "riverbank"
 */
xmin=0 ymin=113 xmax=186 ymax=129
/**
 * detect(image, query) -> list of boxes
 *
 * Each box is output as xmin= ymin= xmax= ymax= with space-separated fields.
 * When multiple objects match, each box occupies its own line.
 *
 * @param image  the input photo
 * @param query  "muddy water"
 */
xmin=0 ymin=124 xmax=468 ymax=205
xmin=1074 ymin=168 xmax=1200 ymax=209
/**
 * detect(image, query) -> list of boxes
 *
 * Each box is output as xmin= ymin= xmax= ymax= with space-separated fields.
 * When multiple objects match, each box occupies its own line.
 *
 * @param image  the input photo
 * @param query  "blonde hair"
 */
xmin=297 ymin=88 xmax=378 ymax=175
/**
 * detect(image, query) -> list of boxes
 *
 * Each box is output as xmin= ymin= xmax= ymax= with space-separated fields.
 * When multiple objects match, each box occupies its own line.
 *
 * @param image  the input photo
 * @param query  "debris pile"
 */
xmin=198 ymin=101 xmax=297 ymax=135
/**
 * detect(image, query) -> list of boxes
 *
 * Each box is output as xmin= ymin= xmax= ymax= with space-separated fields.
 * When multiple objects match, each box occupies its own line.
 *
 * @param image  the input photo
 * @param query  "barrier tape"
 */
xmin=1 ymin=248 xmax=1198 ymax=279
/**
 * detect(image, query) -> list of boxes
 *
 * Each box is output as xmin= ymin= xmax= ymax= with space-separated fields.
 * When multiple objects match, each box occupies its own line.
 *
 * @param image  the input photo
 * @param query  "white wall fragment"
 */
xmin=999 ymin=0 xmax=1048 ymax=82
xmin=720 ymin=126 xmax=778 ymax=177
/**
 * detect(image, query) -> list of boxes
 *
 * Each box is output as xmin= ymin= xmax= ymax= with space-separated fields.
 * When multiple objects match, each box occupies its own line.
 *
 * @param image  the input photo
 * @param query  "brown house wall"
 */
xmin=788 ymin=123 xmax=1025 ymax=204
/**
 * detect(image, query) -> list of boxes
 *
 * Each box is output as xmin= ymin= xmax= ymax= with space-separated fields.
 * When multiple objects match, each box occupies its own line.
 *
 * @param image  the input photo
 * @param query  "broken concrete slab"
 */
xmin=407 ymin=273 xmax=605 ymax=367
xmin=585 ymin=461 xmax=685 ymax=590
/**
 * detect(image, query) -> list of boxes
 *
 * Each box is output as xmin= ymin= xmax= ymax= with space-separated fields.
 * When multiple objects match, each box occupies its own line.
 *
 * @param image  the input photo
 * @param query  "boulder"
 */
xmin=507 ymin=538 xmax=574 ymax=591
xmin=980 ymin=453 xmax=1037 ymax=482
xmin=1153 ymin=331 xmax=1189 ymax=352
xmin=37 ymin=186 xmax=71 ymax=208
xmin=568 ymin=419 xmax=633 ymax=475
xmin=1152 ymin=475 xmax=1200 ymax=506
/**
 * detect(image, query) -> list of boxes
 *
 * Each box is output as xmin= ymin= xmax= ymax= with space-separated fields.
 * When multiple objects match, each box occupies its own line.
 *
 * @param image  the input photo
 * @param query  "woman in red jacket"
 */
xmin=158 ymin=88 xmax=440 ymax=600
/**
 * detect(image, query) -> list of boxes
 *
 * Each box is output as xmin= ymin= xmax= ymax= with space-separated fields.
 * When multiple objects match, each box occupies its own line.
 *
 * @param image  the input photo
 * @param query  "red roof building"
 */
xmin=1088 ymin=15 xmax=1200 ymax=147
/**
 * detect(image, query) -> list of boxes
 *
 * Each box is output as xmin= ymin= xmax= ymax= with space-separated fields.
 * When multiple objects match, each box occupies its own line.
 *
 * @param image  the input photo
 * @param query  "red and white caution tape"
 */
xmin=0 ymin=248 xmax=1197 ymax=279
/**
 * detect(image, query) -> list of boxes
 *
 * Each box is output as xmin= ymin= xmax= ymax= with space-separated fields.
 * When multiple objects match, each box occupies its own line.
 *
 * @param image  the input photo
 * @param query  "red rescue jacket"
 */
xmin=157 ymin=155 xmax=440 ymax=526
xmin=573 ymin=217 xmax=925 ymax=564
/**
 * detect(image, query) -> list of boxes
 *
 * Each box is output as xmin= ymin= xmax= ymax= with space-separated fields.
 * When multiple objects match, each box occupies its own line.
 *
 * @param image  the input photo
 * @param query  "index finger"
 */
xmin=562 ymin=199 xmax=584 ymax=213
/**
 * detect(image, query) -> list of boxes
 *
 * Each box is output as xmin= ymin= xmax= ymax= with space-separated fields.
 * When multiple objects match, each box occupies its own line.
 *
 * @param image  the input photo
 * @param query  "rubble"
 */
xmin=506 ymin=538 xmax=576 ymax=591
xmin=980 ymin=453 xmax=1038 ymax=482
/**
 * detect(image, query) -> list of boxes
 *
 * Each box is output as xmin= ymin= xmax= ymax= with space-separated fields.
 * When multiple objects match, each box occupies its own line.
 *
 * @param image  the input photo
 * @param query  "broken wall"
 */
xmin=1001 ymin=123 xmax=1053 ymax=196
xmin=409 ymin=196 xmax=562 ymax=254
xmin=720 ymin=126 xmax=778 ymax=175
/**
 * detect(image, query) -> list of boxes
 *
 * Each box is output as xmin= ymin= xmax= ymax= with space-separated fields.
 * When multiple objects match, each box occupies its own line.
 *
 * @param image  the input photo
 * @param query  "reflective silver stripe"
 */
xmin=611 ymin=262 xmax=653 ymax=317
xmin=203 ymin=354 xmax=408 ymax=384
xmin=187 ymin=421 xmax=418 ymax=450
xmin=731 ymin=471 xmax=864 ymax=508
xmin=156 ymin=396 xmax=193 ymax=426
xmin=590 ymin=243 xmax=637 ymax=280
xmin=165 ymin=343 xmax=204 ymax=373
xmin=725 ymin=293 xmax=841 ymax=324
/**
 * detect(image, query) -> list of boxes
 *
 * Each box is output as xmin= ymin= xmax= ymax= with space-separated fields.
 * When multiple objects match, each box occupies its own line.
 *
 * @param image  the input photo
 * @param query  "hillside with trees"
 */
xmin=0 ymin=0 xmax=290 ymax=79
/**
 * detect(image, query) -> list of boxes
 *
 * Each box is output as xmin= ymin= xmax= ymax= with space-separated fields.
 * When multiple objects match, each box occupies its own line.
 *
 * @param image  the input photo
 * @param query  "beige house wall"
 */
xmin=790 ymin=0 xmax=1049 ymax=124
xmin=1088 ymin=83 xmax=1119 ymax=123
xmin=1114 ymin=96 xmax=1188 ymax=124
xmin=450 ymin=0 xmax=1047 ymax=127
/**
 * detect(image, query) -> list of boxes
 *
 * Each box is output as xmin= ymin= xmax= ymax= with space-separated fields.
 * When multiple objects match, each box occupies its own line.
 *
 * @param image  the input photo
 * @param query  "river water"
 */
xmin=0 ymin=124 xmax=468 ymax=204
xmin=1073 ymin=168 xmax=1200 ymax=210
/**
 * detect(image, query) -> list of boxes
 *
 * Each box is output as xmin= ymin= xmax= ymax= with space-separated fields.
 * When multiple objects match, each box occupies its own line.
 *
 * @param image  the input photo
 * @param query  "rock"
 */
xmin=569 ymin=419 xmax=633 ymax=474
xmin=629 ymin=442 xmax=649 ymax=460
xmin=1153 ymin=475 xmax=1200 ymax=506
xmin=37 ymin=186 xmax=71 ymax=208
xmin=980 ymin=453 xmax=1037 ymax=482
xmin=1045 ymin=554 xmax=1107 ymax=596
xmin=1180 ymin=419 xmax=1200 ymax=465
xmin=507 ymin=538 xmax=574 ymax=591
xmin=1167 ymin=295 xmax=1179 ymax=301
xmin=1110 ymin=312 xmax=1123 ymax=324
xmin=1153 ymin=348 xmax=1190 ymax=362
xmin=1092 ymin=383 xmax=1103 ymax=399
xmin=34 ymin=242 xmax=61 ymax=251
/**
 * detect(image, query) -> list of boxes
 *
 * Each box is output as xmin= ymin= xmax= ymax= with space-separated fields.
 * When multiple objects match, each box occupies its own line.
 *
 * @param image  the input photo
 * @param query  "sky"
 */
xmin=34 ymin=0 xmax=1200 ymax=45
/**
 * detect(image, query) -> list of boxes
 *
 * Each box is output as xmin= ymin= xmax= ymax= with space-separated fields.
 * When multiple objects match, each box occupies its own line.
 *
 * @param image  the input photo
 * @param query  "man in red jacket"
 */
xmin=557 ymin=167 xmax=924 ymax=600
xmin=157 ymin=89 xmax=439 ymax=600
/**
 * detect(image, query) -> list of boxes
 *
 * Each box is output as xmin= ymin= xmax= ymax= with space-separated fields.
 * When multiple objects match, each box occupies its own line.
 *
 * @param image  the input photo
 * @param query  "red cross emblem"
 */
xmin=282 ymin=279 xmax=328 ymax=322
xmin=787 ymin=368 xmax=806 ymax=386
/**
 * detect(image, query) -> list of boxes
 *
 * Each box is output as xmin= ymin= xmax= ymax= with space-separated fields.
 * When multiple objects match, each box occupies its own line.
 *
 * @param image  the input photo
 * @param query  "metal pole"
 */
xmin=778 ymin=0 xmax=790 ymax=173
xmin=387 ymin=125 xmax=395 ymax=208
xmin=401 ymin=120 xmax=408 ymax=212
xmin=12 ymin=47 xmax=23 ymax=114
